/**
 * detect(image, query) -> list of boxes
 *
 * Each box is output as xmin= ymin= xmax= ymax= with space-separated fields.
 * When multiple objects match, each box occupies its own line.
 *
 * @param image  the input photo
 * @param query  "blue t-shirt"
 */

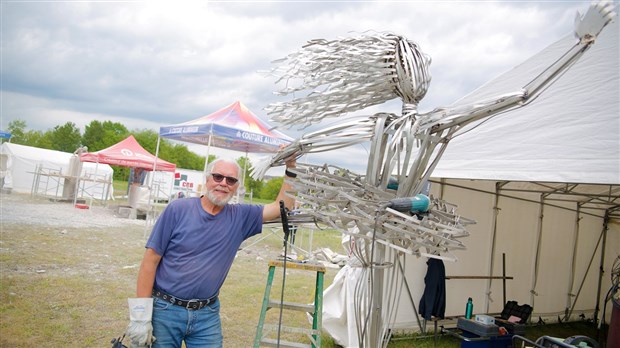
xmin=146 ymin=197 xmax=263 ymax=300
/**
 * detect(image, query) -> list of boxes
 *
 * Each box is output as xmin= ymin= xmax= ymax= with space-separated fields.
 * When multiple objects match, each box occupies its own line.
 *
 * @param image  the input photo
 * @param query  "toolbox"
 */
xmin=494 ymin=301 xmax=532 ymax=335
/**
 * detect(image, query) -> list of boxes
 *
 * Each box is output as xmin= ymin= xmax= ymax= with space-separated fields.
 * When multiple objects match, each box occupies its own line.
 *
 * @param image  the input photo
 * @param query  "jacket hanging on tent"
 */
xmin=419 ymin=258 xmax=446 ymax=320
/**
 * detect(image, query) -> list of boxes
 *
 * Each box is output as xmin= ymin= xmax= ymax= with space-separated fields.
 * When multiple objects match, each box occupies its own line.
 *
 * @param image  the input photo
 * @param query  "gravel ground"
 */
xmin=0 ymin=191 xmax=285 ymax=263
xmin=1 ymin=192 xmax=153 ymax=229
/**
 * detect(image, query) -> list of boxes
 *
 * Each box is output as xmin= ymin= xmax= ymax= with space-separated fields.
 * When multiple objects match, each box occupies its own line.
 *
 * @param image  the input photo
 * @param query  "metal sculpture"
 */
xmin=252 ymin=2 xmax=616 ymax=347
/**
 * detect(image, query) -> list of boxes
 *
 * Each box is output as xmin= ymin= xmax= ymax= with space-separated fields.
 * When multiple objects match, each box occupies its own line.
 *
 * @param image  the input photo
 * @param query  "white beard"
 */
xmin=205 ymin=188 xmax=233 ymax=206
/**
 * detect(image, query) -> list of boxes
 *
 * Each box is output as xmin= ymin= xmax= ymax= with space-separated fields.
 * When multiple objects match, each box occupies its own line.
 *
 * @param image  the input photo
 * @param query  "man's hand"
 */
xmin=126 ymin=298 xmax=156 ymax=347
xmin=281 ymin=144 xmax=297 ymax=169
xmin=574 ymin=0 xmax=616 ymax=42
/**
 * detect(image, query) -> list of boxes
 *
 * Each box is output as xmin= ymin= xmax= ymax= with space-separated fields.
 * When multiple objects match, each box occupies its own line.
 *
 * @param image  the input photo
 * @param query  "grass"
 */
xmin=385 ymin=320 xmax=602 ymax=348
xmin=0 ymin=194 xmax=345 ymax=347
xmin=0 ymin=193 xmax=609 ymax=347
xmin=0 ymin=223 xmax=141 ymax=347
xmin=112 ymin=179 xmax=129 ymax=196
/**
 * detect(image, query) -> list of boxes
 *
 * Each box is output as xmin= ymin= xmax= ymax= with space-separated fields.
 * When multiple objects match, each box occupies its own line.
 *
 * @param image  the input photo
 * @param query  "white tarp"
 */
xmin=321 ymin=18 xmax=619 ymax=347
xmin=0 ymin=143 xmax=114 ymax=199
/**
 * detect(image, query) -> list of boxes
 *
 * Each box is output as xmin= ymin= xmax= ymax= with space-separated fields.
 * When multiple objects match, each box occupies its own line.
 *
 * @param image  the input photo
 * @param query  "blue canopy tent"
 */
xmin=0 ymin=131 xmax=12 ymax=141
xmin=157 ymin=101 xmax=293 ymax=197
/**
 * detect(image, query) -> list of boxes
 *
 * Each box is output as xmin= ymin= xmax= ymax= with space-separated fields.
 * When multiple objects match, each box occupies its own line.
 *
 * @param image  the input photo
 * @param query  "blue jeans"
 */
xmin=151 ymin=297 xmax=222 ymax=348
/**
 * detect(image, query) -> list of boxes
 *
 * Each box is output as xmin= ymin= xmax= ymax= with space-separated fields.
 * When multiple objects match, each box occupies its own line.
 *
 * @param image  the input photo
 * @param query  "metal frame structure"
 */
xmin=431 ymin=178 xmax=620 ymax=323
xmin=253 ymin=2 xmax=616 ymax=347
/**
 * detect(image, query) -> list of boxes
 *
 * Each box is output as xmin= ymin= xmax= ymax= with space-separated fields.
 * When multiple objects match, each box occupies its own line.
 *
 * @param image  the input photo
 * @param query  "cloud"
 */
xmin=1 ymin=1 xmax=594 ymax=174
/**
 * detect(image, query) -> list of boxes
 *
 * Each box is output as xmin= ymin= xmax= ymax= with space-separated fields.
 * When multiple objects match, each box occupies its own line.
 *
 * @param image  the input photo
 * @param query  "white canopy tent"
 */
xmin=0 ymin=143 xmax=114 ymax=200
xmin=322 ymin=17 xmax=619 ymax=347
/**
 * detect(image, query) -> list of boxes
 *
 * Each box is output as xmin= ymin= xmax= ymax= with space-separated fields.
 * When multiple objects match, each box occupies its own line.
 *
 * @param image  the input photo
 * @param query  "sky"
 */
xmin=0 ymin=0 xmax=601 ymax=175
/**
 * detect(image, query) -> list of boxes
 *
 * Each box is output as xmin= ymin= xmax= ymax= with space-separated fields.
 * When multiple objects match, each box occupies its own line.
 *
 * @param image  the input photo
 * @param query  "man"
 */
xmin=126 ymin=156 xmax=296 ymax=347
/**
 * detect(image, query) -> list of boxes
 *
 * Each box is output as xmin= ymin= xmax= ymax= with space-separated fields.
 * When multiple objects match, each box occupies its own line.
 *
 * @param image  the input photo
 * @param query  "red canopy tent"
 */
xmin=80 ymin=135 xmax=175 ymax=172
xmin=80 ymin=135 xmax=176 ymax=212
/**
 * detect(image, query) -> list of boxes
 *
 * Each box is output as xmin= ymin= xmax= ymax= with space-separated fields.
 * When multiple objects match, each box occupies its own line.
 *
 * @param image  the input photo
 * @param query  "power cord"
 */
xmin=276 ymin=200 xmax=291 ymax=347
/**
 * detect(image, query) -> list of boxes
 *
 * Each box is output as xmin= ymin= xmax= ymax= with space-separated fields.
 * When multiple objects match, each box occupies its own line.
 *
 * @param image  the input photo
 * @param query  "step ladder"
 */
xmin=254 ymin=260 xmax=326 ymax=348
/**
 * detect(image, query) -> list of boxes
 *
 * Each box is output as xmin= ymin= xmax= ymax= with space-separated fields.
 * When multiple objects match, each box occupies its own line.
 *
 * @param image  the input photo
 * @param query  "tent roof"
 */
xmin=428 ymin=19 xmax=618 ymax=186
xmin=80 ymin=135 xmax=176 ymax=172
xmin=422 ymin=20 xmax=619 ymax=218
xmin=159 ymin=101 xmax=293 ymax=153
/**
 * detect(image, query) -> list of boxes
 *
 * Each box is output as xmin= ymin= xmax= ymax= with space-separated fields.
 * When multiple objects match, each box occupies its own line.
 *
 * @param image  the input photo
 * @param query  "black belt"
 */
xmin=152 ymin=289 xmax=218 ymax=310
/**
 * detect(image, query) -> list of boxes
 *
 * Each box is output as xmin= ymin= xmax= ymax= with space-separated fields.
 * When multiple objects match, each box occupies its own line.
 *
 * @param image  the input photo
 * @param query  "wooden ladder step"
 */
xmin=260 ymin=338 xmax=311 ymax=348
xmin=267 ymin=300 xmax=315 ymax=312
xmin=263 ymin=323 xmax=320 ymax=336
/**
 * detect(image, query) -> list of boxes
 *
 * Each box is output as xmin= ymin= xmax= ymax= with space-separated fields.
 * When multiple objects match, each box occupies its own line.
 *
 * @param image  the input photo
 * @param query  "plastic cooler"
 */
xmin=459 ymin=331 xmax=512 ymax=348
xmin=457 ymin=317 xmax=499 ymax=337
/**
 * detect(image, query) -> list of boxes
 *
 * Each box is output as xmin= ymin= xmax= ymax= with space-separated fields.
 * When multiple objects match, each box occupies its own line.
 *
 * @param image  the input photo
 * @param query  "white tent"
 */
xmin=0 ymin=143 xmax=114 ymax=200
xmin=433 ymin=27 xmax=618 ymax=185
xmin=423 ymin=16 xmax=620 ymax=321
xmin=322 ymin=18 xmax=619 ymax=347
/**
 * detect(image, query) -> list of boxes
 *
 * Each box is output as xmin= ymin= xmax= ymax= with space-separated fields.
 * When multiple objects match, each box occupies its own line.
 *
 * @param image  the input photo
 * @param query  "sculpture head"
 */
xmin=391 ymin=35 xmax=432 ymax=105
xmin=266 ymin=32 xmax=432 ymax=128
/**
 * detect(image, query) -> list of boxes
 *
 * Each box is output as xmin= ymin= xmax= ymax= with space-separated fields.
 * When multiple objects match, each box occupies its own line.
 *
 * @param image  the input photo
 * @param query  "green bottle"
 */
xmin=465 ymin=297 xmax=473 ymax=319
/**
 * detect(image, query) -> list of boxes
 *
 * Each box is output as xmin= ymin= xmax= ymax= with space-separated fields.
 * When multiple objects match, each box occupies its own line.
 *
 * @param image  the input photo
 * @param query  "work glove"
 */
xmin=126 ymin=298 xmax=156 ymax=348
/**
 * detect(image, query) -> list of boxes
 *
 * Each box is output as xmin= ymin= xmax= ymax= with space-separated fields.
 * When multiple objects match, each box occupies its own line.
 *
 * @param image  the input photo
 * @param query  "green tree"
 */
xmin=6 ymin=120 xmax=51 ymax=148
xmin=132 ymin=129 xmax=159 ymax=154
xmin=205 ymin=154 xmax=216 ymax=166
xmin=7 ymin=120 xmax=26 ymax=144
xmin=6 ymin=119 xmax=220 ymax=181
xmin=236 ymin=156 xmax=263 ymax=197
xmin=48 ymin=122 xmax=82 ymax=152
xmin=32 ymin=130 xmax=53 ymax=149
xmin=260 ymin=176 xmax=283 ymax=200
xmin=82 ymin=120 xmax=128 ymax=151
xmin=167 ymin=143 xmax=206 ymax=171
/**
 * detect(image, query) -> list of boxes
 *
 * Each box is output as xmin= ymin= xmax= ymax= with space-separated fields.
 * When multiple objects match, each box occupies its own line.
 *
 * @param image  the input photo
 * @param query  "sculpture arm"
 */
xmin=251 ymin=115 xmax=384 ymax=179
xmin=418 ymin=1 xmax=616 ymax=135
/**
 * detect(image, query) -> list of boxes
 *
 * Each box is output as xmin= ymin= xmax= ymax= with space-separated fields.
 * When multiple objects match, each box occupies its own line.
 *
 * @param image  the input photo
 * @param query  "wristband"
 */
xmin=285 ymin=169 xmax=297 ymax=178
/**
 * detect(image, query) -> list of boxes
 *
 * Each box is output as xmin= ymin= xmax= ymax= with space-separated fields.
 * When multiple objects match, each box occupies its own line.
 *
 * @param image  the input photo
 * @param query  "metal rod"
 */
xmin=503 ymin=253 xmax=507 ymax=307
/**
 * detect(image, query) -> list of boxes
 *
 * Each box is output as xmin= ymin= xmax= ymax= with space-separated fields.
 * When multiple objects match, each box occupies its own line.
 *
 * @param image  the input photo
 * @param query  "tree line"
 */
xmin=5 ymin=119 xmax=282 ymax=200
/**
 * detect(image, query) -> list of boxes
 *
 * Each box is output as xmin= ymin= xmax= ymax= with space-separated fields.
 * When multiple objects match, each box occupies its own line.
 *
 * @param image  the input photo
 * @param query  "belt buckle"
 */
xmin=186 ymin=299 xmax=200 ymax=310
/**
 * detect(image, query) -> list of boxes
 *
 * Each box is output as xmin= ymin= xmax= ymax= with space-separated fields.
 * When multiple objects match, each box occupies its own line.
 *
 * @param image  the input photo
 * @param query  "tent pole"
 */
xmin=142 ymin=136 xmax=163 ymax=238
xmin=529 ymin=194 xmax=546 ymax=313
xmin=149 ymin=136 xmax=162 ymax=207
xmin=485 ymin=181 xmax=504 ymax=312
xmin=202 ymin=132 xmax=213 ymax=195
xmin=502 ymin=253 xmax=507 ymax=308
xmin=243 ymin=150 xmax=248 ymax=181
xmin=240 ymin=149 xmax=248 ymax=203
xmin=564 ymin=204 xmax=581 ymax=321
xmin=566 ymin=217 xmax=605 ymax=323
xmin=396 ymin=256 xmax=423 ymax=333
xmin=594 ymin=211 xmax=609 ymax=328
xmin=152 ymin=136 xmax=161 ymax=172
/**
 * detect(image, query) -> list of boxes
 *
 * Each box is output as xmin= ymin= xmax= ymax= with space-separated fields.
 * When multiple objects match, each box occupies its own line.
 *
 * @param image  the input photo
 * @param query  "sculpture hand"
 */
xmin=574 ymin=0 xmax=616 ymax=42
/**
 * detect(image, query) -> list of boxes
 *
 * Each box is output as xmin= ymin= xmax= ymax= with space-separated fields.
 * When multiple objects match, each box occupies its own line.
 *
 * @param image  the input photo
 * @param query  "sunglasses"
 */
xmin=211 ymin=173 xmax=239 ymax=186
